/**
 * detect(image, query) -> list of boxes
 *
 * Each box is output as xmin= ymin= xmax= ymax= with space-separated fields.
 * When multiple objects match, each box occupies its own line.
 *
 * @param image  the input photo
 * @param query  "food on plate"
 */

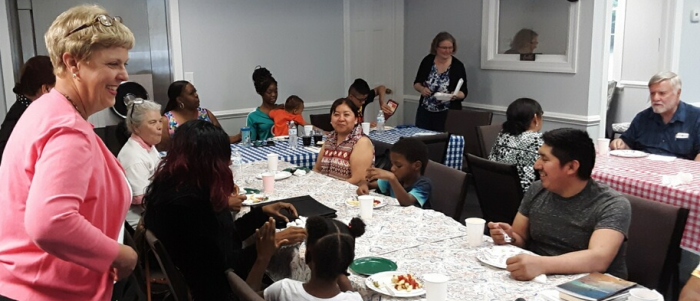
xmin=285 ymin=216 xmax=307 ymax=228
xmin=247 ymin=194 xmax=268 ymax=203
xmin=347 ymin=198 xmax=382 ymax=207
xmin=391 ymin=273 xmax=422 ymax=292
xmin=373 ymin=280 xmax=380 ymax=288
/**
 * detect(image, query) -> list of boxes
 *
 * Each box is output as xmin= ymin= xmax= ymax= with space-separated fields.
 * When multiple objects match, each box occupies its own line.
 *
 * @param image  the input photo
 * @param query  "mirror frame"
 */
xmin=480 ymin=0 xmax=581 ymax=73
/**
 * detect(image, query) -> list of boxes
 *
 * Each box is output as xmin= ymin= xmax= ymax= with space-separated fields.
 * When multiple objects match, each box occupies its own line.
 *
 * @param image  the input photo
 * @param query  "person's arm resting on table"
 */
xmin=681 ymin=264 xmax=700 ymax=301
xmin=346 ymin=137 xmax=374 ymax=185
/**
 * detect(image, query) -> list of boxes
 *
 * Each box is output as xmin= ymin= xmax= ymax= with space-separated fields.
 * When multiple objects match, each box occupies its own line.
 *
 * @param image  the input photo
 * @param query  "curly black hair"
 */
xmin=252 ymin=66 xmax=277 ymax=95
xmin=304 ymin=216 xmax=365 ymax=280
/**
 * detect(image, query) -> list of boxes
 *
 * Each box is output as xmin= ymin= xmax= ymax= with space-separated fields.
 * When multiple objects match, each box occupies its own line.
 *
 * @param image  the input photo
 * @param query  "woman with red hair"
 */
xmin=143 ymin=120 xmax=299 ymax=300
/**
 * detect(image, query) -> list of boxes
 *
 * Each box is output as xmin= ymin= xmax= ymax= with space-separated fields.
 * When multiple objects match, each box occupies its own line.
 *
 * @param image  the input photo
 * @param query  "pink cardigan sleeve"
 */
xmin=24 ymin=127 xmax=120 ymax=273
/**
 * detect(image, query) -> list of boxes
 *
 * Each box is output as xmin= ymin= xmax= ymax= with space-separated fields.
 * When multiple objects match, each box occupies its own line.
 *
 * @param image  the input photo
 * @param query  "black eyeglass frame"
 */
xmin=65 ymin=14 xmax=122 ymax=38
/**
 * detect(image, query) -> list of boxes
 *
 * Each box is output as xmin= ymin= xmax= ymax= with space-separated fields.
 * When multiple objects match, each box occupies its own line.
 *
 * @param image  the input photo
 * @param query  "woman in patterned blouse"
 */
xmin=488 ymin=98 xmax=544 ymax=192
xmin=157 ymin=80 xmax=240 ymax=150
xmin=313 ymin=98 xmax=374 ymax=184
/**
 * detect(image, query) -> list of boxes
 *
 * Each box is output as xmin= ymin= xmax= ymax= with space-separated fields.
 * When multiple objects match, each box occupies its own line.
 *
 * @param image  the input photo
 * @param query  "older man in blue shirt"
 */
xmin=611 ymin=72 xmax=700 ymax=160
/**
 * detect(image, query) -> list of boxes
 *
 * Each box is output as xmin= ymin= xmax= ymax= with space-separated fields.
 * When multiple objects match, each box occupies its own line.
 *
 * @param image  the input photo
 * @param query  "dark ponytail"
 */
xmin=309 ymin=233 xmax=356 ymax=280
xmin=13 ymin=56 xmax=55 ymax=97
xmin=502 ymin=98 xmax=543 ymax=136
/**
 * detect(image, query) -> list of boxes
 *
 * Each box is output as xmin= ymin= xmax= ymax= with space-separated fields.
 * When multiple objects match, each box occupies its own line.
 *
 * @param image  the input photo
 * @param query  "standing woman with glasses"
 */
xmin=118 ymin=99 xmax=162 ymax=229
xmin=0 ymin=55 xmax=55 ymax=166
xmin=413 ymin=31 xmax=468 ymax=131
xmin=0 ymin=5 xmax=137 ymax=301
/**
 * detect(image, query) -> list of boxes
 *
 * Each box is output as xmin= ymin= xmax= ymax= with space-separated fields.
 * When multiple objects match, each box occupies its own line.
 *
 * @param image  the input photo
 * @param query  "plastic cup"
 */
xmin=423 ymin=274 xmax=449 ymax=301
xmin=313 ymin=134 xmax=324 ymax=145
xmin=358 ymin=195 xmax=374 ymax=220
xmin=304 ymin=125 xmax=313 ymax=136
xmin=597 ymin=138 xmax=610 ymax=155
xmin=465 ymin=218 xmax=486 ymax=247
xmin=361 ymin=122 xmax=370 ymax=135
xmin=267 ymin=153 xmax=278 ymax=172
xmin=628 ymin=288 xmax=658 ymax=301
xmin=262 ymin=172 xmax=275 ymax=193
xmin=302 ymin=136 xmax=312 ymax=146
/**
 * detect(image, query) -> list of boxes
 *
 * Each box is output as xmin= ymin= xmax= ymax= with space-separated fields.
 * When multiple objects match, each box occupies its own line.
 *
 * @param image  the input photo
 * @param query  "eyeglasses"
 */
xmin=350 ymin=93 xmax=368 ymax=103
xmin=438 ymin=46 xmax=454 ymax=50
xmin=127 ymin=95 xmax=144 ymax=122
xmin=65 ymin=14 xmax=122 ymax=38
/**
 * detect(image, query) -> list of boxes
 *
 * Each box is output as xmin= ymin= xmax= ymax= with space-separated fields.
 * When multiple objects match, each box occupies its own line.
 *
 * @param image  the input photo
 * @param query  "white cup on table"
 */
xmin=358 ymin=195 xmax=374 ymax=220
xmin=465 ymin=218 xmax=486 ymax=247
xmin=361 ymin=122 xmax=370 ymax=135
xmin=262 ymin=172 xmax=275 ymax=193
xmin=267 ymin=153 xmax=278 ymax=172
xmin=303 ymin=125 xmax=313 ymax=136
xmin=628 ymin=288 xmax=658 ymax=301
xmin=423 ymin=273 xmax=449 ymax=301
xmin=597 ymin=138 xmax=610 ymax=155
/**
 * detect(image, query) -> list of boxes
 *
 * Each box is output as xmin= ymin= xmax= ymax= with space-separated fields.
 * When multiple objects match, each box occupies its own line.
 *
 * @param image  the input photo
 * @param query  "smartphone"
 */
xmin=384 ymin=99 xmax=399 ymax=120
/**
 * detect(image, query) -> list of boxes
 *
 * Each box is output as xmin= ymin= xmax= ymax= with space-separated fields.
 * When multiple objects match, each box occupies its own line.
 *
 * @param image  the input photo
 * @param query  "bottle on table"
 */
xmin=376 ymin=111 xmax=385 ymax=133
xmin=288 ymin=121 xmax=298 ymax=149
xmin=231 ymin=148 xmax=243 ymax=181
xmin=241 ymin=127 xmax=251 ymax=146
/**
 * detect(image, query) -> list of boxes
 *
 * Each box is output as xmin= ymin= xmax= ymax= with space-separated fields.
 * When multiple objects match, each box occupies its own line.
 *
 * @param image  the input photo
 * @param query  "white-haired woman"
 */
xmin=118 ymin=99 xmax=162 ymax=229
xmin=0 ymin=4 xmax=137 ymax=301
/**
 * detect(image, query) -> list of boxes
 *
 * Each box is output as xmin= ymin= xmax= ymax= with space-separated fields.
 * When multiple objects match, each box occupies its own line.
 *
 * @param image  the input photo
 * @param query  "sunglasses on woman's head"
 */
xmin=127 ymin=96 xmax=144 ymax=122
xmin=65 ymin=14 xmax=122 ymax=38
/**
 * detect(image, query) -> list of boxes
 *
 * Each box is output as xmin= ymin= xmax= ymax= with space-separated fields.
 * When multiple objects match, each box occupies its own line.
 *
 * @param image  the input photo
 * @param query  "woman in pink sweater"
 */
xmin=0 ymin=5 xmax=137 ymax=301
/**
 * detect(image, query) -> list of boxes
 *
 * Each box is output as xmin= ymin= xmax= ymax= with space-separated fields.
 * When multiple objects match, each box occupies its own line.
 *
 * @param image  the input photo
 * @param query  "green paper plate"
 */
xmin=350 ymin=257 xmax=398 ymax=276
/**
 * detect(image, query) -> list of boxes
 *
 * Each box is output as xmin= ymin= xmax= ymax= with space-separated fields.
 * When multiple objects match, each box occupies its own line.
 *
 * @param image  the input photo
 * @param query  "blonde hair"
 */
xmin=44 ymin=4 xmax=134 ymax=76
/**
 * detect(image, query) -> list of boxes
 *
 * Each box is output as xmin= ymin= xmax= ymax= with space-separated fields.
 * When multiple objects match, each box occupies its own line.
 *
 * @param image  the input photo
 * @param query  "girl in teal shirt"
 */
xmin=248 ymin=66 xmax=279 ymax=141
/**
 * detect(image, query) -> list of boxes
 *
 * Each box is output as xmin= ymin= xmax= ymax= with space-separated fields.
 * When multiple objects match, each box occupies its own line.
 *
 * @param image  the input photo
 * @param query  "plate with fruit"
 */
xmin=365 ymin=271 xmax=425 ymax=297
xmin=346 ymin=196 xmax=387 ymax=209
xmin=242 ymin=194 xmax=273 ymax=206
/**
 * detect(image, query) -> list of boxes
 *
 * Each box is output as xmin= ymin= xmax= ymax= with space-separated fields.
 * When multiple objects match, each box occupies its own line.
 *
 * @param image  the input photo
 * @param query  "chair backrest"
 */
xmin=423 ymin=160 xmax=468 ymax=221
xmin=94 ymin=123 xmax=129 ymax=157
xmin=400 ymin=133 xmax=450 ymax=164
xmin=466 ymin=154 xmax=524 ymax=224
xmin=225 ymin=269 xmax=265 ymax=301
xmin=114 ymin=223 xmax=148 ymax=300
xmin=625 ymin=194 xmax=688 ymax=297
xmin=145 ymin=230 xmax=191 ymax=301
xmin=444 ymin=109 xmax=493 ymax=157
xmin=309 ymin=114 xmax=334 ymax=132
xmin=476 ymin=124 xmax=502 ymax=159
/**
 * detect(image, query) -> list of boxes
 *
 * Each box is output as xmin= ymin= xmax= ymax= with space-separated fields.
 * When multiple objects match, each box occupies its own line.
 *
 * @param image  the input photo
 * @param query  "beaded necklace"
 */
xmin=62 ymin=94 xmax=86 ymax=119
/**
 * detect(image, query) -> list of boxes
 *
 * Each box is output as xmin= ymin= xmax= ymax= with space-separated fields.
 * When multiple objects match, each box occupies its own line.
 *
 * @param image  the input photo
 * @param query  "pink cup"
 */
xmin=262 ymin=172 xmax=275 ymax=193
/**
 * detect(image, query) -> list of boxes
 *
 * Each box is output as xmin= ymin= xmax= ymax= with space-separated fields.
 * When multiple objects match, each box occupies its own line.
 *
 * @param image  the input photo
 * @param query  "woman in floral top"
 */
xmin=158 ymin=80 xmax=240 ymax=150
xmin=413 ymin=32 xmax=468 ymax=131
xmin=488 ymin=98 xmax=544 ymax=192
xmin=314 ymin=98 xmax=374 ymax=184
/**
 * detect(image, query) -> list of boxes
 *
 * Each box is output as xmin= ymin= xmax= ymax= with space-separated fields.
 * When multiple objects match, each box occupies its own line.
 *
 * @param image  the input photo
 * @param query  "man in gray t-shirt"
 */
xmin=488 ymin=128 xmax=631 ymax=281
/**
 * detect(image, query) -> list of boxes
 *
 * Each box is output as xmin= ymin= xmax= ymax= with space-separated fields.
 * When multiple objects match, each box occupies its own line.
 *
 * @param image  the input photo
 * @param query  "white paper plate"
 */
xmin=609 ymin=150 xmax=649 ymax=158
xmin=272 ymin=135 xmax=288 ymax=141
xmin=365 ymin=271 xmax=425 ymax=298
xmin=476 ymin=245 xmax=534 ymax=269
xmin=345 ymin=197 xmax=388 ymax=209
xmin=255 ymin=171 xmax=293 ymax=180
xmin=412 ymin=132 xmax=435 ymax=137
xmin=433 ymin=92 xmax=452 ymax=101
xmin=242 ymin=194 xmax=275 ymax=206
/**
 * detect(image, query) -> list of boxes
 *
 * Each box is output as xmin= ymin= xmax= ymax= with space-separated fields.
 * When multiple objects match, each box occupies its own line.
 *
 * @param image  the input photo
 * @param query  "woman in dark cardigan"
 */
xmin=413 ymin=32 xmax=468 ymax=131
xmin=143 ymin=120 xmax=299 ymax=300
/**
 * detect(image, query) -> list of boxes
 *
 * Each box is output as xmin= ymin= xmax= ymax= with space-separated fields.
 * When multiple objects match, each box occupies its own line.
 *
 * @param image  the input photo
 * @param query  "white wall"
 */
xmin=177 ymin=0 xmax=345 ymax=113
xmin=679 ymin=0 xmax=700 ymax=103
xmin=404 ymin=0 xmax=602 ymax=135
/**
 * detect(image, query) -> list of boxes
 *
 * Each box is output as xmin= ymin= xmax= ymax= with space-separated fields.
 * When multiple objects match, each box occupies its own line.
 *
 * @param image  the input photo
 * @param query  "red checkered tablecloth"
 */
xmin=592 ymin=154 xmax=700 ymax=253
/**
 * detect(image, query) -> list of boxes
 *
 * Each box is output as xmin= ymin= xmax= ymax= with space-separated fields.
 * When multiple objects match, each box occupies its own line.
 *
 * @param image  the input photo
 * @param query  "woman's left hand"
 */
xmin=262 ymin=202 xmax=298 ymax=222
xmin=451 ymin=91 xmax=465 ymax=100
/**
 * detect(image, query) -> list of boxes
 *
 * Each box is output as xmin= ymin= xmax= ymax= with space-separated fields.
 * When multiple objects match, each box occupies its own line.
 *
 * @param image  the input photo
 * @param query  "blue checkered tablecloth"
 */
xmin=368 ymin=126 xmax=464 ymax=170
xmin=230 ymin=140 xmax=318 ymax=169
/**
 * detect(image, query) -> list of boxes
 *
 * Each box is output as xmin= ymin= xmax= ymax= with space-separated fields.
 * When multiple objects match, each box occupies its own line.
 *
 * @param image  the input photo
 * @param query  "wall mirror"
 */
xmin=481 ymin=0 xmax=580 ymax=73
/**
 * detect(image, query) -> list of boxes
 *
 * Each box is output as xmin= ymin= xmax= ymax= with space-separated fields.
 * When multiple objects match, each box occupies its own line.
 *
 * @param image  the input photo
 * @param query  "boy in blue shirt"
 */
xmin=357 ymin=138 xmax=432 ymax=208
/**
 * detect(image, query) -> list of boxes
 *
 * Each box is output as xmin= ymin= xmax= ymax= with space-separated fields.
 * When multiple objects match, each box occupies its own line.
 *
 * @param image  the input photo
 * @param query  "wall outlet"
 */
xmin=692 ymin=9 xmax=700 ymax=23
xmin=184 ymin=72 xmax=194 ymax=84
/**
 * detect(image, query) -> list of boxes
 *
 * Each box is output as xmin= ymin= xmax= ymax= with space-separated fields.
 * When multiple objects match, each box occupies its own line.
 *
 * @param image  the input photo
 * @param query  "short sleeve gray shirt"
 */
xmin=519 ymin=180 xmax=631 ymax=278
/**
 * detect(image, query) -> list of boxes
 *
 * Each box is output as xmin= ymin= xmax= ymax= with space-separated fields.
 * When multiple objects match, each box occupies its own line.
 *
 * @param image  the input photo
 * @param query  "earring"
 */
xmin=72 ymin=73 xmax=77 ymax=78
xmin=178 ymin=102 xmax=184 ymax=109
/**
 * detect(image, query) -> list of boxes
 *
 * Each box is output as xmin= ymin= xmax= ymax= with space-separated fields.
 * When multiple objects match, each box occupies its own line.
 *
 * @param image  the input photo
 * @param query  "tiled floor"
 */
xmin=458 ymin=182 xmax=699 ymax=301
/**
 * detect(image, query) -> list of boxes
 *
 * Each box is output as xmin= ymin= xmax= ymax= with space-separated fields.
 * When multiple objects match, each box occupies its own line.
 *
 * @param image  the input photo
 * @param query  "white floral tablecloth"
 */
xmin=235 ymin=161 xmax=579 ymax=300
